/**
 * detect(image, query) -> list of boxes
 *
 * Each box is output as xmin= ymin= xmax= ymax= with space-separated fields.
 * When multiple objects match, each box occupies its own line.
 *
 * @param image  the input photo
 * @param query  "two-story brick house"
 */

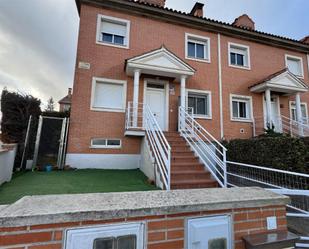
xmin=68 ymin=0 xmax=309 ymax=189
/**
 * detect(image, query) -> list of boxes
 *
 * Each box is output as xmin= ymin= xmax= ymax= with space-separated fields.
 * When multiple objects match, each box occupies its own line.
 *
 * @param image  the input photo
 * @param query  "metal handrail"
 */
xmin=126 ymin=101 xmax=171 ymax=190
xmin=226 ymin=160 xmax=309 ymax=216
xmin=178 ymin=106 xmax=227 ymax=187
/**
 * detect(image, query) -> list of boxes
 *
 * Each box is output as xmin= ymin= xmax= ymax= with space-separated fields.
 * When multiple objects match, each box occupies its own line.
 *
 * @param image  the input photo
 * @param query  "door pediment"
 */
xmin=126 ymin=46 xmax=195 ymax=78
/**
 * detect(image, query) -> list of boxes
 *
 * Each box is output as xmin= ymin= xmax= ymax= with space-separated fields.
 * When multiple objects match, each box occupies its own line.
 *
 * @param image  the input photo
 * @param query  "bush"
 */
xmin=1 ymin=89 xmax=41 ymax=169
xmin=224 ymin=136 xmax=308 ymax=173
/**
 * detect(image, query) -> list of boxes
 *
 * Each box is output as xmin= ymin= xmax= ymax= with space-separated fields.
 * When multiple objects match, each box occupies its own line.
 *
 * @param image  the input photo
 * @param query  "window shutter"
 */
xmin=287 ymin=59 xmax=301 ymax=76
xmin=101 ymin=20 xmax=127 ymax=37
xmin=94 ymin=82 xmax=124 ymax=109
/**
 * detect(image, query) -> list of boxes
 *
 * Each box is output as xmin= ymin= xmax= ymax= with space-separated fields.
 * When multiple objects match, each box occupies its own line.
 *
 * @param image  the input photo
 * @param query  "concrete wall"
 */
xmin=0 ymin=188 xmax=289 ymax=249
xmin=0 ymin=144 xmax=17 ymax=186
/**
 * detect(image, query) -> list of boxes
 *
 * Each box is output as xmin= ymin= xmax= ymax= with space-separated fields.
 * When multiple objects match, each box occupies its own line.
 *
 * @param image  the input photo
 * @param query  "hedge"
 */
xmin=224 ymin=136 xmax=308 ymax=174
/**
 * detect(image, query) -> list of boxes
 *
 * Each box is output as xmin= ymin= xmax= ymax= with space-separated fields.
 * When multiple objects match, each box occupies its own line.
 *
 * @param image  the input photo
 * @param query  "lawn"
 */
xmin=0 ymin=169 xmax=158 ymax=205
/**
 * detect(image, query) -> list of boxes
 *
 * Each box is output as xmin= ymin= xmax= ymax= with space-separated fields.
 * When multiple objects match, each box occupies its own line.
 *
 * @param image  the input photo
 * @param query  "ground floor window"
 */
xmin=187 ymin=90 xmax=211 ymax=119
xmin=91 ymin=138 xmax=122 ymax=149
xmin=290 ymin=102 xmax=308 ymax=123
xmin=230 ymin=95 xmax=252 ymax=121
xmin=91 ymin=77 xmax=127 ymax=112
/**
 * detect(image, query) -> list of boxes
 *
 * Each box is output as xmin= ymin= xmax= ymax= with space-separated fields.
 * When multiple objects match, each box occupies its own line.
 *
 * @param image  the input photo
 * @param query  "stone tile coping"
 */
xmin=0 ymin=187 xmax=289 ymax=227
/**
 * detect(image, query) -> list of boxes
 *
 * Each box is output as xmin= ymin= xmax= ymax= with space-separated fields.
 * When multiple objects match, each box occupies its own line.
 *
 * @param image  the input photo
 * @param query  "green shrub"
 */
xmin=224 ymin=136 xmax=308 ymax=173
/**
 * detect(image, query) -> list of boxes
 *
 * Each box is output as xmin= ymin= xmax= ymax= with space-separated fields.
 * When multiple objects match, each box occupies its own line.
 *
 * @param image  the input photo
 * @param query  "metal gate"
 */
xmin=31 ymin=116 xmax=69 ymax=170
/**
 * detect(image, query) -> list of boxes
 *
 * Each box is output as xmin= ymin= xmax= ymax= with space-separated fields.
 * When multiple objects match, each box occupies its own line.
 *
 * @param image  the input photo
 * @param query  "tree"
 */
xmin=45 ymin=97 xmax=55 ymax=112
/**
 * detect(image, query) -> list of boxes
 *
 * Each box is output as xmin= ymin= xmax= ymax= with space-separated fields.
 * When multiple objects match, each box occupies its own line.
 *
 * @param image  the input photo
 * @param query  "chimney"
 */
xmin=232 ymin=14 xmax=255 ymax=30
xmin=190 ymin=2 xmax=204 ymax=18
xmin=139 ymin=0 xmax=166 ymax=7
xmin=68 ymin=88 xmax=72 ymax=96
xmin=300 ymin=36 xmax=309 ymax=44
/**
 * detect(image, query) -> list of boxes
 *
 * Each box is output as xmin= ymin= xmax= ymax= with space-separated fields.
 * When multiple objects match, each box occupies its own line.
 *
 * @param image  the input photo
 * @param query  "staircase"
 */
xmin=165 ymin=131 xmax=218 ymax=189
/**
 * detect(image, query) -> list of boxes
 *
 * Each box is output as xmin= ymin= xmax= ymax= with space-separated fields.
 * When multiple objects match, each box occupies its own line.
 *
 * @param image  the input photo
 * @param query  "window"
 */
xmin=290 ymin=102 xmax=308 ymax=123
xmin=94 ymin=235 xmax=136 ymax=249
xmin=230 ymin=95 xmax=252 ymax=121
xmin=64 ymin=223 xmax=144 ymax=249
xmin=91 ymin=77 xmax=127 ymax=112
xmin=228 ymin=43 xmax=250 ymax=69
xmin=185 ymin=33 xmax=210 ymax=62
xmin=187 ymin=90 xmax=211 ymax=118
xmin=285 ymin=55 xmax=304 ymax=77
xmin=96 ymin=14 xmax=130 ymax=48
xmin=91 ymin=138 xmax=121 ymax=149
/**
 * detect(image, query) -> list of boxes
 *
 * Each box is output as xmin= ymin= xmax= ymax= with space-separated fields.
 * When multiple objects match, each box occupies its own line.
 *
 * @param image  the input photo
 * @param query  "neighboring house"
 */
xmin=58 ymin=88 xmax=72 ymax=112
xmin=68 ymin=0 xmax=309 ymax=188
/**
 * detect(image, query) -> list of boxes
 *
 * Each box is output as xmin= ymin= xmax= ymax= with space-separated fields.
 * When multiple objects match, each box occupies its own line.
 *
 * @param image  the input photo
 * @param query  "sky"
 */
xmin=0 ymin=0 xmax=308 ymax=110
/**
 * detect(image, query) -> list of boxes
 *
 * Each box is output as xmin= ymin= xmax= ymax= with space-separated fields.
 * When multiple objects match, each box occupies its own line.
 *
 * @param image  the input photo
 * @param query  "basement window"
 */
xmin=96 ymin=14 xmax=130 ymax=48
xmin=64 ymin=223 xmax=144 ymax=249
xmin=91 ymin=138 xmax=121 ymax=149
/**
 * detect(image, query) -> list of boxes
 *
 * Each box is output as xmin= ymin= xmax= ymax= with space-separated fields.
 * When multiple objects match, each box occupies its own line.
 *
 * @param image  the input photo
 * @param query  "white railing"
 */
xmin=281 ymin=115 xmax=309 ymax=137
xmin=126 ymin=102 xmax=171 ymax=190
xmin=178 ymin=106 xmax=227 ymax=187
xmin=227 ymin=161 xmax=309 ymax=216
xmin=126 ymin=102 xmax=145 ymax=130
xmin=253 ymin=115 xmax=309 ymax=137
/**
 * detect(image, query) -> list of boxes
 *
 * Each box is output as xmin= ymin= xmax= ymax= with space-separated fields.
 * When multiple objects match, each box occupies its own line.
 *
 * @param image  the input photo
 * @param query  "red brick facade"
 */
xmin=67 ymin=1 xmax=309 ymax=159
xmin=0 ymin=205 xmax=287 ymax=249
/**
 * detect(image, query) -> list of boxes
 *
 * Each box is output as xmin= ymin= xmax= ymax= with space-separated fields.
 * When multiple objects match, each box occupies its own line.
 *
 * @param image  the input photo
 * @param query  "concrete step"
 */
xmin=171 ymin=179 xmax=218 ymax=189
xmin=171 ymin=155 xmax=199 ymax=163
xmin=171 ymin=171 xmax=211 ymax=181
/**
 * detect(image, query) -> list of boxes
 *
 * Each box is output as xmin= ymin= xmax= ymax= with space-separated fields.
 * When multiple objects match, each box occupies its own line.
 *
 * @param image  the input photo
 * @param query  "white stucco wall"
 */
xmin=0 ymin=145 xmax=17 ymax=186
xmin=65 ymin=154 xmax=141 ymax=169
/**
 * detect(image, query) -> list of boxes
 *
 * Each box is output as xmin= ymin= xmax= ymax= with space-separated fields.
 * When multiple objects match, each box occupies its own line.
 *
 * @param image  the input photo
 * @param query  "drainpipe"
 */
xmin=217 ymin=34 xmax=224 ymax=139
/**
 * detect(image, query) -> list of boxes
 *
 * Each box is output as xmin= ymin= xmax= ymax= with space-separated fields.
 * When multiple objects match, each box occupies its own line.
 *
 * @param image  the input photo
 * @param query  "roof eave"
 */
xmin=79 ymin=0 xmax=309 ymax=53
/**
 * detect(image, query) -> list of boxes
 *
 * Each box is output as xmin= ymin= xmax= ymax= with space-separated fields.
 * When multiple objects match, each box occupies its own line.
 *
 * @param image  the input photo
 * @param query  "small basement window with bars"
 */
xmin=65 ymin=223 xmax=144 ymax=249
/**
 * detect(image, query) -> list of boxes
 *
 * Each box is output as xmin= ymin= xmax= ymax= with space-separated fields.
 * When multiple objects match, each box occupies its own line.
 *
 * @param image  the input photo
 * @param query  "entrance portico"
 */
xmin=125 ymin=46 xmax=195 ymax=132
xmin=250 ymin=68 xmax=308 ymax=134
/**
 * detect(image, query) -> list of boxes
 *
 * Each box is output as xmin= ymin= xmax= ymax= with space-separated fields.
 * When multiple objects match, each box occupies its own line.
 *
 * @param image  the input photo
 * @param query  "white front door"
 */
xmin=145 ymin=85 xmax=166 ymax=130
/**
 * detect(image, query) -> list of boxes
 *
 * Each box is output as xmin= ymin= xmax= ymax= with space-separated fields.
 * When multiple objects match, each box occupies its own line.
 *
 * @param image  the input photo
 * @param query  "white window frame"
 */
xmin=91 ymin=77 xmax=127 ymax=113
xmin=185 ymin=33 xmax=211 ymax=63
xmin=285 ymin=54 xmax=304 ymax=78
xmin=228 ymin=42 xmax=251 ymax=70
xmin=289 ymin=101 xmax=308 ymax=123
xmin=230 ymin=94 xmax=253 ymax=122
xmin=90 ymin=138 xmax=122 ymax=149
xmin=186 ymin=89 xmax=212 ymax=119
xmin=96 ymin=14 xmax=130 ymax=49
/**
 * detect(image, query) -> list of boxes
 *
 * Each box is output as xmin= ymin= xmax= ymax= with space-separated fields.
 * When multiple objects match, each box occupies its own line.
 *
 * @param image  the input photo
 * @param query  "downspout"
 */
xmin=307 ymin=54 xmax=309 ymax=79
xmin=217 ymin=34 xmax=224 ymax=139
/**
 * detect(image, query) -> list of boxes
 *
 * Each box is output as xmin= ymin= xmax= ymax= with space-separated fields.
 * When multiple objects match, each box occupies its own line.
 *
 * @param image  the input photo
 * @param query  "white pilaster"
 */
xmin=133 ymin=69 xmax=141 ymax=127
xmin=295 ymin=92 xmax=304 ymax=136
xmin=265 ymin=89 xmax=272 ymax=128
xmin=180 ymin=75 xmax=186 ymax=110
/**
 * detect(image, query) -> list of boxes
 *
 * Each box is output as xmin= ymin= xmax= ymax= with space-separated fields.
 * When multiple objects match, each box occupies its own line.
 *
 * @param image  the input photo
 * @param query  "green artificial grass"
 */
xmin=0 ymin=169 xmax=158 ymax=205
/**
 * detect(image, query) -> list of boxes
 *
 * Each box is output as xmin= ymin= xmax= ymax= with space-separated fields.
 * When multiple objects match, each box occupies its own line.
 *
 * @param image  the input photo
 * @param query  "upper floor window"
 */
xmin=285 ymin=55 xmax=304 ymax=78
xmin=187 ymin=89 xmax=212 ymax=119
xmin=230 ymin=94 xmax=253 ymax=122
xmin=185 ymin=33 xmax=210 ymax=62
xmin=96 ymin=14 xmax=130 ymax=48
xmin=228 ymin=42 xmax=250 ymax=69
xmin=91 ymin=77 xmax=127 ymax=112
